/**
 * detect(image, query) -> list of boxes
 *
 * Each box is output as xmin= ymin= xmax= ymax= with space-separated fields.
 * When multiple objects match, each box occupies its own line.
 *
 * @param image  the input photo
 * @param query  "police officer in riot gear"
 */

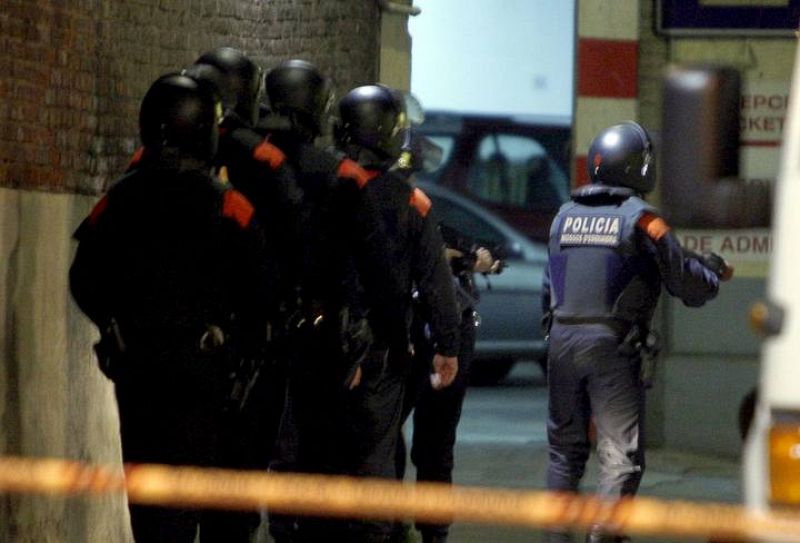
xmin=336 ymin=84 xmax=460 ymax=393
xmin=336 ymin=84 xmax=462 ymax=543
xmin=262 ymin=58 xmax=334 ymax=141
xmin=541 ymin=121 xmax=732 ymax=543
xmin=335 ymin=84 xmax=407 ymax=169
xmin=261 ymin=62 xmax=395 ymax=543
xmin=69 ymin=73 xmax=275 ymax=542
xmin=195 ymin=46 xmax=263 ymax=126
xmin=398 ymin=221 xmax=503 ymax=543
xmin=185 ymin=50 xmax=303 ymax=492
xmin=188 ymin=47 xmax=302 ymax=260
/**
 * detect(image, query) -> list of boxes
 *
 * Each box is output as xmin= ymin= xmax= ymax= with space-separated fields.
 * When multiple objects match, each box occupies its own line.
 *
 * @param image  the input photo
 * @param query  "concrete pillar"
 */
xmin=377 ymin=0 xmax=415 ymax=91
xmin=0 ymin=188 xmax=132 ymax=541
xmin=574 ymin=0 xmax=640 ymax=186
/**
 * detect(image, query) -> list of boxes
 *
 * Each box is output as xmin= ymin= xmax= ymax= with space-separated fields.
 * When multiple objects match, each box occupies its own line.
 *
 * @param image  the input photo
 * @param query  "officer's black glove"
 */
xmin=700 ymin=251 xmax=734 ymax=281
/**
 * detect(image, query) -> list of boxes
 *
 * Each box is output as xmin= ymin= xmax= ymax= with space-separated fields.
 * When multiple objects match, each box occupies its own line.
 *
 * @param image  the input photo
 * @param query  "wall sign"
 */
xmin=656 ymin=0 xmax=800 ymax=36
xmin=676 ymin=229 xmax=772 ymax=278
xmin=738 ymin=80 xmax=788 ymax=190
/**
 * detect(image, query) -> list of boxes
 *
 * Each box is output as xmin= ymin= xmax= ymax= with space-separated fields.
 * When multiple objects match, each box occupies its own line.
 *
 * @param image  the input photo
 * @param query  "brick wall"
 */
xmin=0 ymin=0 xmax=380 ymax=194
xmin=0 ymin=3 xmax=382 ymax=540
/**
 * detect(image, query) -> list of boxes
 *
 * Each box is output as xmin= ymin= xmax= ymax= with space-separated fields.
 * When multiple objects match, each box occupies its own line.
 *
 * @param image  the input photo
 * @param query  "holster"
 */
xmin=227 ymin=355 xmax=265 ymax=412
xmin=619 ymin=325 xmax=661 ymax=358
xmin=618 ymin=323 xmax=662 ymax=388
xmin=223 ymin=321 xmax=277 ymax=412
xmin=338 ymin=308 xmax=373 ymax=385
xmin=93 ymin=318 xmax=127 ymax=381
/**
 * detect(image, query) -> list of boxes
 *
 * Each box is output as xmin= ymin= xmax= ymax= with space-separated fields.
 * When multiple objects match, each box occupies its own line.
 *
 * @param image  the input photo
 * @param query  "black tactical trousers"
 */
xmin=114 ymin=347 xmax=260 ymax=543
xmin=270 ymin=347 xmax=405 ymax=543
xmin=397 ymin=312 xmax=476 ymax=542
xmin=544 ymin=322 xmax=644 ymax=543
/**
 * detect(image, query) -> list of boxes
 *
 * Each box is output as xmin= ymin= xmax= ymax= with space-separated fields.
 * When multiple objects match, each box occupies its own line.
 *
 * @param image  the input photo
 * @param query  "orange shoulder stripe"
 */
xmin=637 ymin=212 xmax=670 ymax=241
xmin=88 ymin=195 xmax=109 ymax=226
xmin=253 ymin=140 xmax=286 ymax=169
xmin=127 ymin=146 xmax=146 ymax=170
xmin=409 ymin=187 xmax=432 ymax=217
xmin=222 ymin=190 xmax=255 ymax=229
xmin=337 ymin=158 xmax=376 ymax=189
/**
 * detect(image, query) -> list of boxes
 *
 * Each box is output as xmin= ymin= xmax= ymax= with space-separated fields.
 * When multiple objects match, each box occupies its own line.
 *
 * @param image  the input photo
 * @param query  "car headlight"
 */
xmin=769 ymin=411 xmax=800 ymax=506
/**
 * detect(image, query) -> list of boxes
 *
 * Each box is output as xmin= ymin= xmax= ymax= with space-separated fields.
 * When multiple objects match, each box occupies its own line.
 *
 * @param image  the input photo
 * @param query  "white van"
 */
xmin=661 ymin=58 xmax=797 ymax=538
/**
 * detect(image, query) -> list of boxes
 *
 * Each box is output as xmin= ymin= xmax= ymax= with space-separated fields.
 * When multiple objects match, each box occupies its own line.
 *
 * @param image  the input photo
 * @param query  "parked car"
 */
xmin=415 ymin=111 xmax=572 ymax=244
xmin=417 ymin=180 xmax=549 ymax=384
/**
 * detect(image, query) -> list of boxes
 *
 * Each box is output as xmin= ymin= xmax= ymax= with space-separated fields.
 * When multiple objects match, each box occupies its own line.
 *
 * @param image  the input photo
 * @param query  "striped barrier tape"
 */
xmin=0 ymin=455 xmax=798 ymax=541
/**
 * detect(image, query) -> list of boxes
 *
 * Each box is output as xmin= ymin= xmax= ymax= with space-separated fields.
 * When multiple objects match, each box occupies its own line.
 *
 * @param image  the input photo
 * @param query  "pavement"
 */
xmin=417 ymin=363 xmax=742 ymax=543
xmin=445 ymin=442 xmax=740 ymax=543
xmin=253 ymin=363 xmax=742 ymax=542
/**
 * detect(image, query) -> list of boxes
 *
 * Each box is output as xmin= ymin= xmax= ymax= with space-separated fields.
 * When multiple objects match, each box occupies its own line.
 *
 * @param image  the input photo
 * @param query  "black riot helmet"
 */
xmin=139 ymin=72 xmax=221 ymax=161
xmin=336 ymin=84 xmax=408 ymax=166
xmin=264 ymin=59 xmax=334 ymax=139
xmin=587 ymin=121 xmax=655 ymax=193
xmin=181 ymin=62 xmax=227 ymax=106
xmin=194 ymin=47 xmax=263 ymax=126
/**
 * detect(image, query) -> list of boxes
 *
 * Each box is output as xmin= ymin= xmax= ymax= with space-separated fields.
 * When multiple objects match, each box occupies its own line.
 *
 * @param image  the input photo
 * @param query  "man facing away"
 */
xmin=542 ymin=121 xmax=733 ymax=543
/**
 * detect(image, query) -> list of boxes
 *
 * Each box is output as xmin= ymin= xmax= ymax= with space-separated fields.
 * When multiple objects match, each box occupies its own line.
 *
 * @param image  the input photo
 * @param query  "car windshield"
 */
xmin=469 ymin=133 xmax=569 ymax=212
xmin=416 ymin=134 xmax=455 ymax=179
xmin=427 ymin=193 xmax=506 ymax=247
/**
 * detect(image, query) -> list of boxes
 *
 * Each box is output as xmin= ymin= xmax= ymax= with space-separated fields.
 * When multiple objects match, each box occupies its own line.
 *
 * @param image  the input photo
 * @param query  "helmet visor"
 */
xmin=402 ymin=92 xmax=425 ymax=125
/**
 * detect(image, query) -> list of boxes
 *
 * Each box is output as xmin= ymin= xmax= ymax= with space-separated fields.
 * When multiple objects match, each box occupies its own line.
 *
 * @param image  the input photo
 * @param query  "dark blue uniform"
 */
xmin=214 ymin=118 xmax=303 ymax=480
xmin=70 ymin=161 xmax=274 ymax=542
xmin=330 ymin=82 xmax=461 ymax=543
xmin=354 ymin=168 xmax=460 ymax=543
xmin=398 ymin=224 xmax=482 ymax=543
xmin=541 ymin=184 xmax=720 ymax=541
xmin=263 ymin=133 xmax=396 ymax=543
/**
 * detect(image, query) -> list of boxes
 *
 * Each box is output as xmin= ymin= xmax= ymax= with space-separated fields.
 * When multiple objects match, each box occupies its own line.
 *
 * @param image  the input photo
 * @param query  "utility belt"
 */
xmin=94 ymin=319 xmax=269 ymax=411
xmin=553 ymin=315 xmax=661 ymax=359
xmin=554 ymin=315 xmax=630 ymax=336
xmin=95 ymin=320 xmax=228 ymax=372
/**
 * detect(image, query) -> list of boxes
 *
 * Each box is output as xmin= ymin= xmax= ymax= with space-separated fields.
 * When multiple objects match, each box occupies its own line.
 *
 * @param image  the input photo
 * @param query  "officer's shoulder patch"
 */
xmin=88 ymin=195 xmax=110 ymax=227
xmin=222 ymin=190 xmax=255 ymax=229
xmin=637 ymin=212 xmax=670 ymax=241
xmin=559 ymin=213 xmax=622 ymax=247
xmin=253 ymin=140 xmax=286 ymax=170
xmin=337 ymin=158 xmax=376 ymax=189
xmin=125 ymin=146 xmax=146 ymax=172
xmin=409 ymin=187 xmax=431 ymax=217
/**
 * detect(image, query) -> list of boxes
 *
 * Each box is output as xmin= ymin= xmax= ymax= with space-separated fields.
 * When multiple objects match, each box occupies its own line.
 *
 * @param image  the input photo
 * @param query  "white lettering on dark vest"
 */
xmin=560 ymin=214 xmax=622 ymax=247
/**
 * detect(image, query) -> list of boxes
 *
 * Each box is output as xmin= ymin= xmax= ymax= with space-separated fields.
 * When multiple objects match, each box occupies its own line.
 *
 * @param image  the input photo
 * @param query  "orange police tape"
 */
xmin=1 ymin=455 xmax=800 ymax=541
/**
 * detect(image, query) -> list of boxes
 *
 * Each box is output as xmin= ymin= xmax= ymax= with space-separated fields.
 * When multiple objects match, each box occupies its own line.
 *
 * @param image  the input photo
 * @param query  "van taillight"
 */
xmin=770 ymin=421 xmax=800 ymax=506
